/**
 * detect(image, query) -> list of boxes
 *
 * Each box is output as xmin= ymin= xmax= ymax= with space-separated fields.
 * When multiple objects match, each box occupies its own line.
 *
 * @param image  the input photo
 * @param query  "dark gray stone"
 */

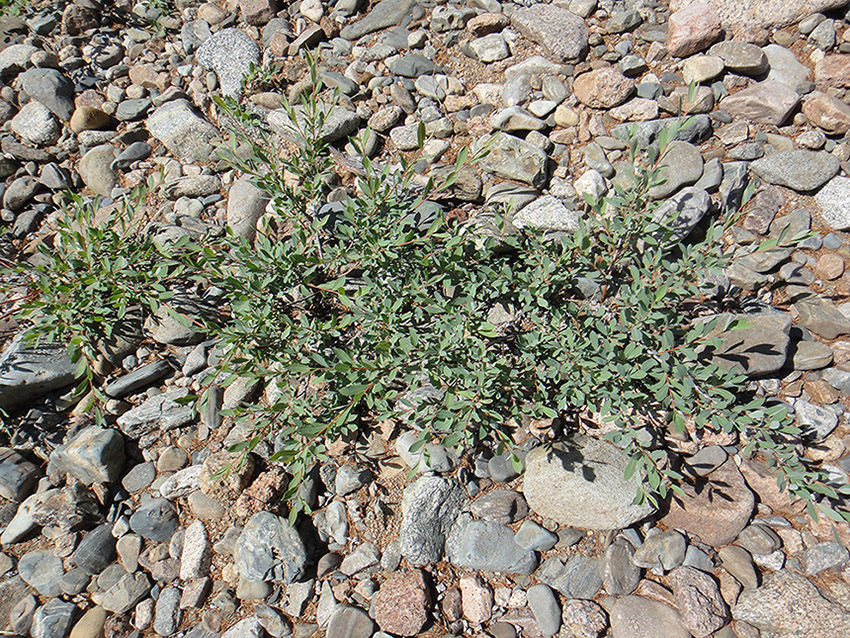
xmin=20 ymin=68 xmax=74 ymax=120
xmin=129 ymin=497 xmax=180 ymax=541
xmin=0 ymin=335 xmax=75 ymax=411
xmin=74 ymin=524 xmax=117 ymax=575
xmin=50 ymin=426 xmax=125 ymax=485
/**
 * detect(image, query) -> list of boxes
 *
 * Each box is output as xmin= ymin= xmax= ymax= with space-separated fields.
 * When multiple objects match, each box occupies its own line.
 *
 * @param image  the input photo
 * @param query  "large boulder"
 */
xmin=523 ymin=436 xmax=656 ymax=530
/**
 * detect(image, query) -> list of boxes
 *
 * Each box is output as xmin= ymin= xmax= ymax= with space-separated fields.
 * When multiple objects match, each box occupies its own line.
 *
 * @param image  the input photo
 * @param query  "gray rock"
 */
xmin=340 ymin=541 xmax=380 ymax=576
xmin=490 ymin=106 xmax=546 ymax=132
xmin=470 ymin=33 xmax=509 ymax=63
xmin=326 ymin=605 xmax=373 ymax=638
xmin=340 ymin=0 xmax=416 ymax=40
xmin=111 ymin=141 xmax=152 ymax=170
xmin=527 ymin=583 xmax=561 ymax=636
xmin=334 ymin=465 xmax=371 ymax=496
xmin=74 ymin=524 xmax=117 ymax=574
xmin=154 ymin=586 xmax=182 ymax=636
xmin=50 ymin=426 xmax=124 ymax=485
xmin=19 ymin=550 xmax=64 ymax=597
xmin=30 ymin=599 xmax=75 ymax=638
xmin=737 ymin=523 xmax=782 ymax=555
xmin=0 ymin=448 xmax=40 ymax=501
xmin=514 ymin=521 xmax=557 ymax=551
xmin=648 ymin=141 xmax=704 ymax=199
xmin=10 ymin=101 xmax=61 ymax=146
xmin=129 ymin=497 xmax=180 ymax=541
xmin=470 ymin=490 xmax=528 ymax=524
xmin=235 ymin=511 xmax=307 ymax=583
xmin=162 ymin=175 xmax=221 ymax=199
xmin=792 ymin=340 xmax=834 ymax=370
xmin=78 ymin=145 xmax=118 ymax=197
xmin=222 ymin=618 xmax=266 ymax=638
xmin=0 ymin=44 xmax=37 ymax=76
xmin=703 ymin=312 xmax=791 ymax=377
xmin=122 ymin=462 xmax=156 ymax=493
xmin=751 ymin=150 xmax=839 ymax=192
xmin=116 ymin=388 xmax=195 ymax=438
xmin=523 ymin=437 xmax=655 ymax=530
xmin=196 ymin=28 xmax=260 ymax=97
xmin=511 ymin=195 xmax=579 ymax=232
xmin=115 ymin=98 xmax=152 ymax=121
xmin=633 ymin=530 xmax=687 ymax=571
xmin=9 ymin=593 xmax=37 ymax=635
xmin=795 ymin=399 xmax=839 ymax=440
xmin=733 ymin=570 xmax=850 ymax=636
xmin=669 ymin=566 xmax=729 ymax=637
xmin=19 ymin=68 xmax=74 ymax=120
xmin=386 ymin=53 xmax=443 ymax=77
xmin=610 ymin=115 xmax=712 ymax=150
xmin=802 ymin=542 xmax=849 ymax=575
xmin=98 ymin=572 xmax=152 ymax=614
xmin=794 ymin=293 xmax=850 ymax=339
xmin=0 ymin=335 xmax=76 ymax=411
xmin=400 ymin=475 xmax=467 ymax=565
xmin=4 ymin=176 xmax=40 ymax=211
xmin=511 ymin=5 xmax=588 ymax=63
xmin=653 ymin=187 xmax=712 ymax=241
xmin=600 ymin=539 xmax=641 ymax=595
xmin=610 ymin=595 xmax=689 ymax=638
xmin=268 ymin=104 xmax=360 ymax=145
xmin=446 ymin=513 xmax=538 ymax=574
xmin=395 ymin=430 xmax=459 ymax=474
xmin=104 ymin=360 xmax=173 ymax=398
xmin=480 ymin=134 xmax=548 ymax=188
xmin=709 ymin=41 xmax=768 ymax=75
xmin=147 ymin=99 xmax=220 ymax=162
xmin=765 ymin=44 xmax=814 ymax=94
xmin=227 ymin=176 xmax=269 ymax=241
xmin=536 ymin=554 xmax=602 ymax=599
xmin=159 ymin=464 xmax=203 ymax=499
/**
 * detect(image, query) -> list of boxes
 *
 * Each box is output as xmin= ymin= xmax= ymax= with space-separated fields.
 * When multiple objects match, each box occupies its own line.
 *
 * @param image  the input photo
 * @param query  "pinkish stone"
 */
xmin=666 ymin=2 xmax=723 ymax=57
xmin=373 ymin=570 xmax=432 ymax=636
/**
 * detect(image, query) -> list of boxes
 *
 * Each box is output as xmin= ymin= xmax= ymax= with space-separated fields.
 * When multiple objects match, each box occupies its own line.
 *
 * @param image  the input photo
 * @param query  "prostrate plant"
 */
xmin=198 ymin=63 xmax=849 ymax=522
xmin=4 ymin=179 xmax=186 ymax=412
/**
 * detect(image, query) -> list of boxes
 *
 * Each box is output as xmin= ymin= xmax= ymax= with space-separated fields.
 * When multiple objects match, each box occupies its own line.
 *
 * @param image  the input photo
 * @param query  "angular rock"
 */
xmin=147 ymin=99 xmax=220 ymax=162
xmin=74 ymin=524 xmax=117 ymax=575
xmin=733 ymin=570 xmax=850 ymax=636
xmin=666 ymin=2 xmax=722 ymax=58
xmin=708 ymin=41 xmax=768 ymax=75
xmin=19 ymin=550 xmax=64 ymax=597
xmin=479 ymin=134 xmax=548 ymax=188
xmin=0 ymin=448 xmax=40 ymax=501
xmin=669 ymin=566 xmax=729 ymax=637
xmin=510 ymin=5 xmax=589 ymax=63
xmin=703 ymin=312 xmax=791 ymax=377
xmin=98 ymin=572 xmax=151 ymax=614
xmin=661 ymin=458 xmax=754 ymax=547
xmin=750 ymin=150 xmax=839 ymax=192
xmin=400 ymin=475 xmax=467 ymax=565
xmin=129 ymin=497 xmax=180 ymax=542
xmin=765 ymin=44 xmax=814 ymax=94
xmin=803 ymin=92 xmax=850 ymax=135
xmin=234 ymin=511 xmax=307 ymax=583
xmin=815 ymin=54 xmax=850 ymax=90
xmin=511 ymin=195 xmax=579 ymax=232
xmin=574 ymin=67 xmax=634 ymax=109
xmin=721 ymin=81 xmax=800 ymax=126
xmin=373 ymin=569 xmax=431 ymax=636
xmin=10 ymin=101 xmax=60 ymax=146
xmin=19 ymin=68 xmax=74 ymax=120
xmin=116 ymin=388 xmax=194 ymax=438
xmin=816 ymin=176 xmax=850 ymax=231
xmin=523 ymin=436 xmax=655 ymax=530
xmin=31 ymin=599 xmax=75 ymax=638
xmin=648 ymin=141 xmax=703 ymax=199
xmin=326 ymin=605 xmax=373 ymax=638
xmin=50 ymin=426 xmax=124 ymax=485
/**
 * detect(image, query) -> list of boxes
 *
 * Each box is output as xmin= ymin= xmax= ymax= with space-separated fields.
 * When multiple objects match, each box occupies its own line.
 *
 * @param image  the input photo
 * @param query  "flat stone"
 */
xmin=0 ymin=448 xmax=40 ymax=501
xmin=511 ymin=195 xmax=579 ymax=232
xmin=600 ymin=539 xmax=641 ymax=596
xmin=129 ymin=497 xmax=180 ymax=541
xmin=718 ymin=545 xmax=759 ymax=589
xmin=610 ymin=595 xmax=689 ymax=638
xmin=222 ymin=618 xmax=265 ymax=638
xmin=751 ymin=150 xmax=839 ymax=192
xmin=523 ymin=436 xmax=656 ymax=531
xmin=794 ymin=295 xmax=850 ymax=339
xmin=803 ymin=92 xmax=850 ymax=135
xmin=721 ymin=81 xmax=800 ymax=126
xmin=733 ymin=570 xmax=850 ymax=636
xmin=815 ymin=54 xmax=850 ymax=90
xmin=765 ymin=44 xmax=814 ymax=94
xmin=326 ymin=605 xmax=373 ymax=638
xmin=536 ymin=554 xmax=602 ymax=599
xmin=340 ymin=0 xmax=417 ymax=40
xmin=116 ymin=388 xmax=195 ymax=438
xmin=703 ymin=312 xmax=791 ymax=377
xmin=20 ymin=68 xmax=74 ymax=120
xmin=633 ymin=529 xmax=687 ymax=571
xmin=446 ymin=513 xmax=538 ymax=574
xmin=74 ymin=524 xmax=117 ymax=575
xmin=527 ymin=583 xmax=561 ymax=636
xmin=802 ymin=542 xmax=850 ymax=575
xmin=648 ymin=141 xmax=703 ymax=199
xmin=470 ymin=490 xmax=528 ymax=524
xmin=19 ymin=550 xmax=64 ymax=597
xmin=661 ymin=459 xmax=754 ymax=548
xmin=510 ymin=5 xmax=589 ymax=63
xmin=709 ymin=41 xmax=768 ymax=75
xmin=653 ymin=187 xmax=712 ymax=241
xmin=234 ymin=510 xmax=307 ymax=583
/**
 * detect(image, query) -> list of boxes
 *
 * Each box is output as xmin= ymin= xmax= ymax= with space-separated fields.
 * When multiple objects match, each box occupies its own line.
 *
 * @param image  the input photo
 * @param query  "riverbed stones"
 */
xmin=146 ymin=99 xmax=219 ymax=162
xmin=446 ymin=513 xmax=538 ymax=574
xmin=750 ymin=150 xmax=839 ymax=192
xmin=523 ymin=436 xmax=655 ymax=530
xmin=400 ymin=475 xmax=467 ymax=565
xmin=50 ymin=426 xmax=124 ymax=485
